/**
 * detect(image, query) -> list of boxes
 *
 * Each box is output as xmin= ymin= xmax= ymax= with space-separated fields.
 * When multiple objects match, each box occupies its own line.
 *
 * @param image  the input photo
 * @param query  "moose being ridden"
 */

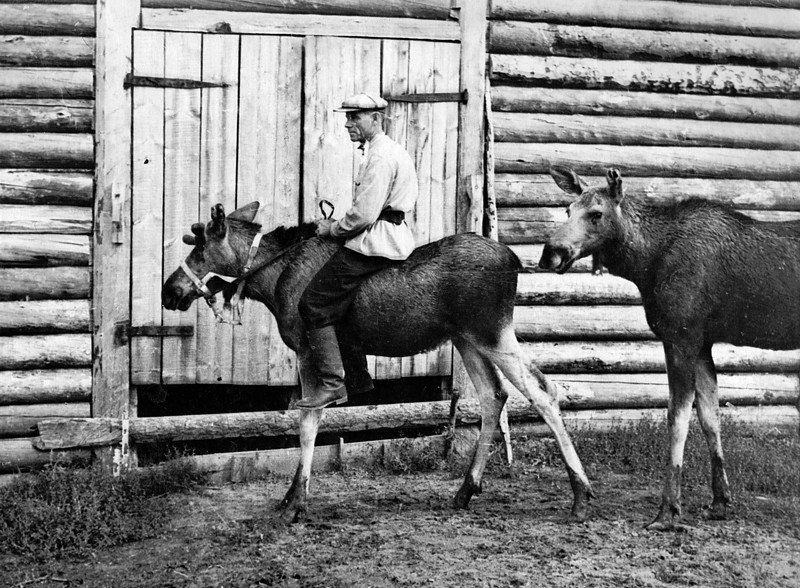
xmin=161 ymin=202 xmax=594 ymax=522
xmin=539 ymin=167 xmax=800 ymax=530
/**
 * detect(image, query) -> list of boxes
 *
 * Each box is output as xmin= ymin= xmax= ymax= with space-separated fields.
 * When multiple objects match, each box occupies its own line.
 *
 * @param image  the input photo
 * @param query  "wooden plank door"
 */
xmin=131 ymin=31 xmax=303 ymax=387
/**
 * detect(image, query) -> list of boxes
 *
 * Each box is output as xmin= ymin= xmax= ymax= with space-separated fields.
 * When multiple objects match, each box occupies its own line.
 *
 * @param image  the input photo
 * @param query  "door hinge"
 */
xmin=124 ymin=73 xmax=228 ymax=90
xmin=387 ymin=90 xmax=468 ymax=105
xmin=114 ymin=322 xmax=194 ymax=345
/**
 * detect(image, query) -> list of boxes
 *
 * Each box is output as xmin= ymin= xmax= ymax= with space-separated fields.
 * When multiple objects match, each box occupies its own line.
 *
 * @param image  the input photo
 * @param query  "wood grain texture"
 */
xmin=141 ymin=0 xmax=452 ymax=18
xmin=0 ymin=234 xmax=89 ymax=266
xmin=0 ymin=369 xmax=91 ymax=405
xmin=0 ymin=403 xmax=90 ymax=437
xmin=0 ymin=438 xmax=89 ymax=473
xmin=0 ymin=35 xmax=94 ymax=67
xmin=0 ymin=267 xmax=89 ymax=301
xmin=0 ymin=99 xmax=93 ymax=132
xmin=0 ymin=169 xmax=92 ymax=205
xmin=0 ymin=334 xmax=91 ymax=369
xmin=0 ymin=67 xmax=94 ymax=98
xmin=0 ymin=204 xmax=91 ymax=233
xmin=0 ymin=300 xmax=90 ymax=334
xmin=514 ymin=305 xmax=655 ymax=340
xmin=0 ymin=133 xmax=93 ymax=168
xmin=0 ymin=4 xmax=95 ymax=36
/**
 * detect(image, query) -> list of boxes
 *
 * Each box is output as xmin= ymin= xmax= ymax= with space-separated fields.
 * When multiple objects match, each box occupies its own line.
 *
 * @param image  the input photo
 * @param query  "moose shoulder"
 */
xmin=539 ymin=167 xmax=800 ymax=530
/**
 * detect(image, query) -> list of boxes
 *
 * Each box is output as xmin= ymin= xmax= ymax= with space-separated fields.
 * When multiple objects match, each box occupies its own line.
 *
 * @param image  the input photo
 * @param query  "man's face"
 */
xmin=344 ymin=111 xmax=381 ymax=143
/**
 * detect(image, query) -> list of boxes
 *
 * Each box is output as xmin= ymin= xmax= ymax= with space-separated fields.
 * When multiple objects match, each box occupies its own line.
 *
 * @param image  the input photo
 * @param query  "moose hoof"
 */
xmin=453 ymin=479 xmax=481 ymax=510
xmin=702 ymin=501 xmax=729 ymax=521
xmin=569 ymin=494 xmax=590 ymax=523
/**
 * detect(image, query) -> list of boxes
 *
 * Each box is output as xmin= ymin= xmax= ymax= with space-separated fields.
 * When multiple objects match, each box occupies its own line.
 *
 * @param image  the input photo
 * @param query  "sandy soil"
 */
xmin=4 ymin=457 xmax=800 ymax=588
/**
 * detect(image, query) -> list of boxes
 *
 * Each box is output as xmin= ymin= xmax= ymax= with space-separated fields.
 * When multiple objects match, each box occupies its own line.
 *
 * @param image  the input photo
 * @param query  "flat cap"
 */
xmin=334 ymin=93 xmax=388 ymax=112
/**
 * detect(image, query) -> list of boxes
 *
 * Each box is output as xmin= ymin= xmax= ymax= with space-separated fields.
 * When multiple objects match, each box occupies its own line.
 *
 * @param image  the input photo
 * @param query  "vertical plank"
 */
xmin=402 ymin=41 xmax=436 ymax=379
xmin=376 ymin=38 xmax=410 ymax=381
xmin=234 ymin=35 xmax=302 ymax=386
xmin=161 ymin=32 xmax=201 ymax=385
xmin=94 ymin=0 xmax=139 ymax=433
xmin=196 ymin=34 xmax=239 ymax=384
xmin=131 ymin=31 xmax=165 ymax=386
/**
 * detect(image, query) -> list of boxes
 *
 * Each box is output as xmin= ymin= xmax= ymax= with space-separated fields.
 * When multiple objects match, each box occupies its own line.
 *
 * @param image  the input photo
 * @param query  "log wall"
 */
xmin=489 ymin=0 xmax=800 ymax=422
xmin=0 ymin=1 xmax=94 ymax=474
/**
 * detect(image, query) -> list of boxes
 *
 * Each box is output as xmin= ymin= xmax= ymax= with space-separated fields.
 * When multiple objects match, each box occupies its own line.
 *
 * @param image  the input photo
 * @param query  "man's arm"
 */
xmin=330 ymin=156 xmax=393 ymax=239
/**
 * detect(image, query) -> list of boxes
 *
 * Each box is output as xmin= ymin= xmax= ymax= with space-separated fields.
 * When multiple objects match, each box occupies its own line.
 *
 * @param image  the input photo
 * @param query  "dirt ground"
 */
xmin=3 ymin=456 xmax=800 ymax=588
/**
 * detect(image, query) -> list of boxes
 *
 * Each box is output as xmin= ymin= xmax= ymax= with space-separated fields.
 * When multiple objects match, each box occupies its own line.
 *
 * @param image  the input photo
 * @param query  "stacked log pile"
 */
xmin=489 ymin=0 xmax=800 ymax=421
xmin=0 ymin=1 xmax=95 ymax=475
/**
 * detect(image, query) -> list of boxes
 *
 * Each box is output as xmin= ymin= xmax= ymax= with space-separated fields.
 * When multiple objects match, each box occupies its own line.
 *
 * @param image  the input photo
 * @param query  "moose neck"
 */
xmin=601 ymin=197 xmax=672 ymax=290
xmin=225 ymin=224 xmax=285 ymax=310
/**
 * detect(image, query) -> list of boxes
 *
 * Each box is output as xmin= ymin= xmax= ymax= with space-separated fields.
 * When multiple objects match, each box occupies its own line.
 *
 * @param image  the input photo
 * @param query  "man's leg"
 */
xmin=337 ymin=323 xmax=375 ymax=396
xmin=297 ymin=248 xmax=396 ymax=409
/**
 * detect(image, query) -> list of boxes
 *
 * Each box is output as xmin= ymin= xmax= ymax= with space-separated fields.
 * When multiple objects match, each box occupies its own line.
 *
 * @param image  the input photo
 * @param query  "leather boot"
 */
xmin=337 ymin=325 xmax=375 ymax=396
xmin=295 ymin=325 xmax=348 ymax=409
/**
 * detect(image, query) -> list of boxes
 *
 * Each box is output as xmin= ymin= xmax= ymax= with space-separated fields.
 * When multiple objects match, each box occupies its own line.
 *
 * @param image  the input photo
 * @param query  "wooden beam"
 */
xmin=516 ymin=273 xmax=640 ymax=305
xmin=140 ymin=0 xmax=453 ymax=19
xmin=514 ymin=305 xmax=655 ymax=340
xmin=490 ymin=55 xmax=800 ymax=98
xmin=0 ymin=4 xmax=95 ymax=36
xmin=495 ymin=174 xmax=800 ymax=211
xmin=94 ymin=0 xmax=139 ymax=431
xmin=0 ymin=133 xmax=93 ymax=168
xmin=0 ymin=169 xmax=93 ymax=205
xmin=141 ymin=9 xmax=460 ymax=40
xmin=493 ymin=143 xmax=800 ymax=180
xmin=0 ymin=300 xmax=90 ymax=334
xmin=493 ymin=113 xmax=800 ymax=151
xmin=0 ymin=99 xmax=93 ymax=132
xmin=0 ymin=35 xmax=94 ymax=67
xmin=490 ymin=0 xmax=800 ymax=38
xmin=491 ymin=86 xmax=800 ymax=126
xmin=0 ymin=205 xmax=92 ymax=233
xmin=0 ymin=438 xmax=89 ymax=473
xmin=489 ymin=21 xmax=800 ymax=67
xmin=0 ymin=334 xmax=92 ymax=370
xmin=0 ymin=403 xmax=90 ymax=437
xmin=0 ymin=267 xmax=90 ymax=300
xmin=521 ymin=341 xmax=800 ymax=374
xmin=0 ymin=67 xmax=93 ymax=99
xmin=0 ymin=234 xmax=90 ymax=267
xmin=0 ymin=369 xmax=92 ymax=405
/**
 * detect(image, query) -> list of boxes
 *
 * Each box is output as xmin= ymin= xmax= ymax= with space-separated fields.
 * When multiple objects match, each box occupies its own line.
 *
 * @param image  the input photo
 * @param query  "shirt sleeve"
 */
xmin=330 ymin=155 xmax=394 ymax=239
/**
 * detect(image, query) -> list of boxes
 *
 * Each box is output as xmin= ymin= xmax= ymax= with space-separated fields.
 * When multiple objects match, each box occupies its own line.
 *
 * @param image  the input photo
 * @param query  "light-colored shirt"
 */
xmin=330 ymin=132 xmax=418 ymax=260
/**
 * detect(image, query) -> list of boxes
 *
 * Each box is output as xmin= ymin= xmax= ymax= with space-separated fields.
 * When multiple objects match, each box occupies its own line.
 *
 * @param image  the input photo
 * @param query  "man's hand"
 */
xmin=316 ymin=219 xmax=334 ymax=238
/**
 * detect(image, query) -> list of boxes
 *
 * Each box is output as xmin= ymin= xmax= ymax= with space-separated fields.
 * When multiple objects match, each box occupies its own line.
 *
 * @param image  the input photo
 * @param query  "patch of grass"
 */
xmin=381 ymin=437 xmax=447 ymax=475
xmin=0 ymin=456 xmax=207 ymax=561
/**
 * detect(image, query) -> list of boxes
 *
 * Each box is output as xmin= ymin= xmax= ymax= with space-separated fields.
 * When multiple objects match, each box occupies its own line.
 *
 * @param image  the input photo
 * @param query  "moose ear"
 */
xmin=550 ymin=167 xmax=584 ymax=195
xmin=606 ymin=168 xmax=624 ymax=202
xmin=209 ymin=203 xmax=227 ymax=238
xmin=182 ymin=234 xmax=196 ymax=245
xmin=227 ymin=201 xmax=260 ymax=223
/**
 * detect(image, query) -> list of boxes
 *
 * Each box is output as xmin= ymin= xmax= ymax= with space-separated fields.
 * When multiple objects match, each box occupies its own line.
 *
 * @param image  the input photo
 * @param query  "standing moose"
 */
xmin=162 ymin=202 xmax=594 ymax=522
xmin=539 ymin=167 xmax=800 ymax=530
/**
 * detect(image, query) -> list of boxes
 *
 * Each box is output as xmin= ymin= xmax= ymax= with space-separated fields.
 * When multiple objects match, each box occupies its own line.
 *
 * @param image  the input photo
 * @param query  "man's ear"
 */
xmin=209 ymin=203 xmax=227 ymax=238
xmin=227 ymin=201 xmax=260 ymax=223
xmin=550 ymin=167 xmax=584 ymax=195
xmin=606 ymin=168 xmax=625 ymax=203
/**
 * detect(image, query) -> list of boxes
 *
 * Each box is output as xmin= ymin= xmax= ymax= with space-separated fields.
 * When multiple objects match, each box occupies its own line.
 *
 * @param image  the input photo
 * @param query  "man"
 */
xmin=296 ymin=93 xmax=419 ymax=409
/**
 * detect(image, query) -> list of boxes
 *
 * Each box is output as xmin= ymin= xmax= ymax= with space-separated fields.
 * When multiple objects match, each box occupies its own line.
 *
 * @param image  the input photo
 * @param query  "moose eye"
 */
xmin=589 ymin=211 xmax=603 ymax=225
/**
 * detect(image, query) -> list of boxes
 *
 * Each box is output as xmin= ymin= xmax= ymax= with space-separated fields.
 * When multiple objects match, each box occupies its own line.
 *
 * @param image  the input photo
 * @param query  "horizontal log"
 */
xmin=0 ymin=369 xmax=91 ymax=405
xmin=494 ymin=143 xmax=800 ymax=180
xmin=666 ymin=0 xmax=800 ymax=7
xmin=491 ymin=86 xmax=800 ymax=125
xmin=0 ymin=35 xmax=94 ymax=67
xmin=0 ymin=67 xmax=93 ymax=99
xmin=0 ymin=267 xmax=90 ymax=301
xmin=496 ymin=174 xmax=800 ymax=210
xmin=0 ymin=402 xmax=89 ymax=437
xmin=0 ymin=133 xmax=93 ymax=168
xmin=510 ymin=244 xmax=590 ymax=273
xmin=0 ymin=4 xmax=95 ymax=36
xmin=0 ymin=204 xmax=92 ymax=233
xmin=0 ymin=437 xmax=89 ymax=473
xmin=0 ymin=99 xmax=93 ymax=132
xmin=514 ymin=305 xmax=654 ymax=340
xmin=490 ymin=55 xmax=800 ymax=98
xmin=499 ymin=206 xmax=800 ymax=245
xmin=34 ymin=393 xmax=799 ymax=449
xmin=141 ymin=0 xmax=452 ymax=19
xmin=517 ymin=273 xmax=640 ymax=305
xmin=0 ymin=169 xmax=92 ymax=205
xmin=141 ymin=9 xmax=460 ymax=40
xmin=493 ymin=113 xmax=800 ymax=150
xmin=523 ymin=341 xmax=800 ymax=374
xmin=0 ymin=334 xmax=91 ymax=370
xmin=0 ymin=300 xmax=90 ymax=334
xmin=0 ymin=234 xmax=90 ymax=266
xmin=490 ymin=0 xmax=800 ymax=38
xmin=489 ymin=21 xmax=800 ymax=67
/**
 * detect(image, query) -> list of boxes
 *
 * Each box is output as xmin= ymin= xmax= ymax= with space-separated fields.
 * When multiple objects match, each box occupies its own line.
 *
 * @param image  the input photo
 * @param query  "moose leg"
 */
xmin=278 ymin=348 xmax=325 ymax=523
xmin=647 ymin=341 xmax=698 ymax=531
xmin=452 ymin=342 xmax=508 ymax=510
xmin=694 ymin=346 xmax=730 ymax=520
xmin=483 ymin=328 xmax=593 ymax=521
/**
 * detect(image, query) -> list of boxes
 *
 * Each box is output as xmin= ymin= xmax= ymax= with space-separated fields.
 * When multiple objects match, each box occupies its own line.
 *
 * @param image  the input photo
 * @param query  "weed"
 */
xmin=382 ymin=437 xmax=447 ymax=475
xmin=0 ymin=457 xmax=206 ymax=561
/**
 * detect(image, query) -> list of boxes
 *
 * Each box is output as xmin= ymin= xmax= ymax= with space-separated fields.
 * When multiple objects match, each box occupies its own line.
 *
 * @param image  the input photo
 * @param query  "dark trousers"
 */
xmin=299 ymin=247 xmax=398 ymax=330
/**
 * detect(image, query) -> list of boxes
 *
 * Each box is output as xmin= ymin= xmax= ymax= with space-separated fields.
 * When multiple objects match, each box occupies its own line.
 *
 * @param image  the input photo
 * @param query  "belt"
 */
xmin=377 ymin=209 xmax=405 ymax=225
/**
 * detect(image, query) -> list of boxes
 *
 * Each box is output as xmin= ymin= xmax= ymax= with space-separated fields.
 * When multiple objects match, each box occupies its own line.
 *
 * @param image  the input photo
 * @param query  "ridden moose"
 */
xmin=162 ymin=202 xmax=594 ymax=522
xmin=539 ymin=167 xmax=800 ymax=530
